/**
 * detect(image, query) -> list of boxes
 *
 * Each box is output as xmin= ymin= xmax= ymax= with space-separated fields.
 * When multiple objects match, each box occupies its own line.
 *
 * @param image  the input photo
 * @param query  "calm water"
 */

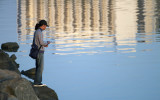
xmin=1 ymin=0 xmax=160 ymax=100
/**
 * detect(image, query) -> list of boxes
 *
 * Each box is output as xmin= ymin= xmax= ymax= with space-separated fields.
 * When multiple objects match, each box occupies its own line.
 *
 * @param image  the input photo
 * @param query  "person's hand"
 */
xmin=44 ymin=45 xmax=48 ymax=47
xmin=47 ymin=41 xmax=51 ymax=44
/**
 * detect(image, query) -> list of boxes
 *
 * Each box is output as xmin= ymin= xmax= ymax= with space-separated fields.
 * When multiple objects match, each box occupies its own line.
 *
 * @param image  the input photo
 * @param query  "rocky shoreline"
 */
xmin=0 ymin=42 xmax=58 ymax=100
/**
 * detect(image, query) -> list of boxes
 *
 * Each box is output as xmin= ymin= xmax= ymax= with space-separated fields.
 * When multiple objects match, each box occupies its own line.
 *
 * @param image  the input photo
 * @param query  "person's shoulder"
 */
xmin=36 ymin=29 xmax=41 ymax=32
xmin=35 ymin=29 xmax=42 ymax=34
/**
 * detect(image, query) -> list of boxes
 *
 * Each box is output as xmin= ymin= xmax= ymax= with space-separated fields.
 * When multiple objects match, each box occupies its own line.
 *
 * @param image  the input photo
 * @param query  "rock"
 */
xmin=33 ymin=86 xmax=58 ymax=100
xmin=0 ymin=50 xmax=20 ymax=74
xmin=0 ymin=69 xmax=20 ymax=83
xmin=0 ymin=92 xmax=8 ymax=100
xmin=21 ymin=68 xmax=36 ymax=80
xmin=10 ymin=54 xmax=19 ymax=69
xmin=10 ymin=54 xmax=17 ymax=61
xmin=21 ymin=68 xmax=36 ymax=75
xmin=0 ymin=69 xmax=39 ymax=100
xmin=0 ymin=92 xmax=18 ymax=100
xmin=21 ymin=68 xmax=59 ymax=100
xmin=0 ymin=51 xmax=58 ymax=100
xmin=8 ymin=95 xmax=18 ymax=100
xmin=1 ymin=42 xmax=19 ymax=52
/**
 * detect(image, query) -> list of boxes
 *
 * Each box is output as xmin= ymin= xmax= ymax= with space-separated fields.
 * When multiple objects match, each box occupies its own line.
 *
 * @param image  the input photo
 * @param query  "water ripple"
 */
xmin=17 ymin=0 xmax=160 ymax=55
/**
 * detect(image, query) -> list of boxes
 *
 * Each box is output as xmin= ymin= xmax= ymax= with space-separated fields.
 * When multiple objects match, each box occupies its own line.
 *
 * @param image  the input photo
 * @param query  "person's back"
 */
xmin=34 ymin=28 xmax=47 ymax=53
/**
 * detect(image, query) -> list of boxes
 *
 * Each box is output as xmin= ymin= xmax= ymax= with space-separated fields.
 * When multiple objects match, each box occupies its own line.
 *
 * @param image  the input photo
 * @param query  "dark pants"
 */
xmin=34 ymin=53 xmax=44 ymax=84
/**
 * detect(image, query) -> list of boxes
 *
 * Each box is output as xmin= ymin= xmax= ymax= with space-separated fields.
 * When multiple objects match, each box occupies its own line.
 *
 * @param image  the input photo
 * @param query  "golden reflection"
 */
xmin=100 ymin=0 xmax=108 ymax=32
xmin=115 ymin=0 xmax=137 ymax=46
xmin=55 ymin=0 xmax=64 ymax=33
xmin=82 ymin=0 xmax=91 ymax=32
xmin=91 ymin=0 xmax=100 ymax=32
xmin=48 ymin=0 xmax=55 ymax=28
xmin=144 ymin=0 xmax=156 ymax=43
xmin=64 ymin=0 xmax=73 ymax=33
xmin=17 ymin=0 xmax=158 ymax=55
xmin=73 ymin=0 xmax=82 ymax=33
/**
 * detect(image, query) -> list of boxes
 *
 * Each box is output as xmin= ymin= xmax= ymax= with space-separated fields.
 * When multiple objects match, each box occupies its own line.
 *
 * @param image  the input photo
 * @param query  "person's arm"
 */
xmin=37 ymin=32 xmax=48 ymax=46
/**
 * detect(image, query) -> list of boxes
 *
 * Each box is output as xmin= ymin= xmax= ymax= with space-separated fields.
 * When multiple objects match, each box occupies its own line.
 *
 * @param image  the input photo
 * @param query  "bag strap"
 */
xmin=38 ymin=45 xmax=42 ymax=51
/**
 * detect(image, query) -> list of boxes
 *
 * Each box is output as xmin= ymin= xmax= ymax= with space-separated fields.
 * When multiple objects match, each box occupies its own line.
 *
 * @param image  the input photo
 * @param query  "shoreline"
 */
xmin=0 ymin=42 xmax=58 ymax=100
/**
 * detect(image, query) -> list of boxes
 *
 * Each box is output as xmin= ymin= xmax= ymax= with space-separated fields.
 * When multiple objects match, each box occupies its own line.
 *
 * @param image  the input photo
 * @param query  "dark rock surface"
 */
xmin=21 ymin=68 xmax=36 ymax=80
xmin=0 ymin=69 xmax=20 ymax=82
xmin=0 ymin=69 xmax=39 ymax=100
xmin=10 ymin=54 xmax=17 ymax=61
xmin=34 ymin=86 xmax=58 ymax=100
xmin=1 ymin=42 xmax=19 ymax=52
xmin=0 ymin=49 xmax=58 ymax=100
xmin=0 ymin=50 xmax=20 ymax=74
xmin=21 ymin=68 xmax=59 ymax=100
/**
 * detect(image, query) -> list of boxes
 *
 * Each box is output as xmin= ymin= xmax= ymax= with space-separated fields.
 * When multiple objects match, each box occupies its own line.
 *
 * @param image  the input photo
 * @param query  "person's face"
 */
xmin=41 ymin=25 xmax=47 ymax=30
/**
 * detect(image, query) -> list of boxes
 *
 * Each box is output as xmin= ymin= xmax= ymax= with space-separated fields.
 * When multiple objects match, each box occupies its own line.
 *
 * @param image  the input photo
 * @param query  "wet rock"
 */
xmin=33 ymin=86 xmax=58 ymax=100
xmin=21 ymin=68 xmax=36 ymax=80
xmin=0 ymin=69 xmax=39 ymax=100
xmin=0 ymin=50 xmax=20 ymax=74
xmin=1 ymin=42 xmax=19 ymax=52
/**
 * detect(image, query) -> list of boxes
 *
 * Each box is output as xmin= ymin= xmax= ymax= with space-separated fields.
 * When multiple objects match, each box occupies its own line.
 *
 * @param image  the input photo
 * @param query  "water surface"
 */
xmin=1 ymin=0 xmax=160 ymax=100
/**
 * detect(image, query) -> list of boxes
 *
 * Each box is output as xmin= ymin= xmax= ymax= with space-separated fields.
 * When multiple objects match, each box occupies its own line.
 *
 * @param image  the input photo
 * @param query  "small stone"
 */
xmin=21 ymin=68 xmax=36 ymax=75
xmin=21 ymin=68 xmax=36 ymax=80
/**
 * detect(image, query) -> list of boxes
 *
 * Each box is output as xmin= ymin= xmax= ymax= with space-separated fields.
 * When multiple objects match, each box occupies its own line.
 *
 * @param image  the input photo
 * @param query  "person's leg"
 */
xmin=34 ymin=53 xmax=44 ymax=84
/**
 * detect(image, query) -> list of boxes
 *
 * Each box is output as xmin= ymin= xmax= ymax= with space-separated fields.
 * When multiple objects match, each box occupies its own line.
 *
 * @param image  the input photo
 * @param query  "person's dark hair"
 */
xmin=35 ymin=20 xmax=49 ymax=30
xmin=35 ymin=23 xmax=40 ymax=30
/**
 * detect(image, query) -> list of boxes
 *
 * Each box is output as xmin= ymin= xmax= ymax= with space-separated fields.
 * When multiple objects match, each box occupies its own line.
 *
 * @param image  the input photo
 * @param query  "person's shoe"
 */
xmin=34 ymin=83 xmax=46 ymax=87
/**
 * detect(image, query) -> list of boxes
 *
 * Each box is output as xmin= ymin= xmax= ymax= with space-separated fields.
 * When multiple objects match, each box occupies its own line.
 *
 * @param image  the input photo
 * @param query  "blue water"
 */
xmin=1 ymin=0 xmax=160 ymax=100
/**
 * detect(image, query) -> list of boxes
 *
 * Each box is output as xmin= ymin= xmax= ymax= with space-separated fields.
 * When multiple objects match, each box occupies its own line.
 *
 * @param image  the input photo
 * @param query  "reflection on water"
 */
xmin=17 ymin=0 xmax=160 ymax=55
xmin=13 ymin=0 xmax=160 ymax=100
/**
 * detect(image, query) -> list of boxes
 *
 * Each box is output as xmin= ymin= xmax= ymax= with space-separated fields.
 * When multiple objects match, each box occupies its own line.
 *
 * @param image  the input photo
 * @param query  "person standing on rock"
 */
xmin=33 ymin=20 xmax=50 ymax=86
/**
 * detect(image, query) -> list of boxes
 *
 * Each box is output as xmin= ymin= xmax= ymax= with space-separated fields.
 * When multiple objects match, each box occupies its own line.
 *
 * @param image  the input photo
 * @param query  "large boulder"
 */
xmin=0 ymin=69 xmax=20 ymax=82
xmin=0 ymin=69 xmax=20 ymax=100
xmin=33 ymin=86 xmax=58 ymax=100
xmin=21 ymin=68 xmax=59 ymax=100
xmin=0 ymin=50 xmax=20 ymax=74
xmin=0 ymin=92 xmax=10 ymax=100
xmin=1 ymin=42 xmax=19 ymax=52
xmin=0 ymin=69 xmax=39 ymax=100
